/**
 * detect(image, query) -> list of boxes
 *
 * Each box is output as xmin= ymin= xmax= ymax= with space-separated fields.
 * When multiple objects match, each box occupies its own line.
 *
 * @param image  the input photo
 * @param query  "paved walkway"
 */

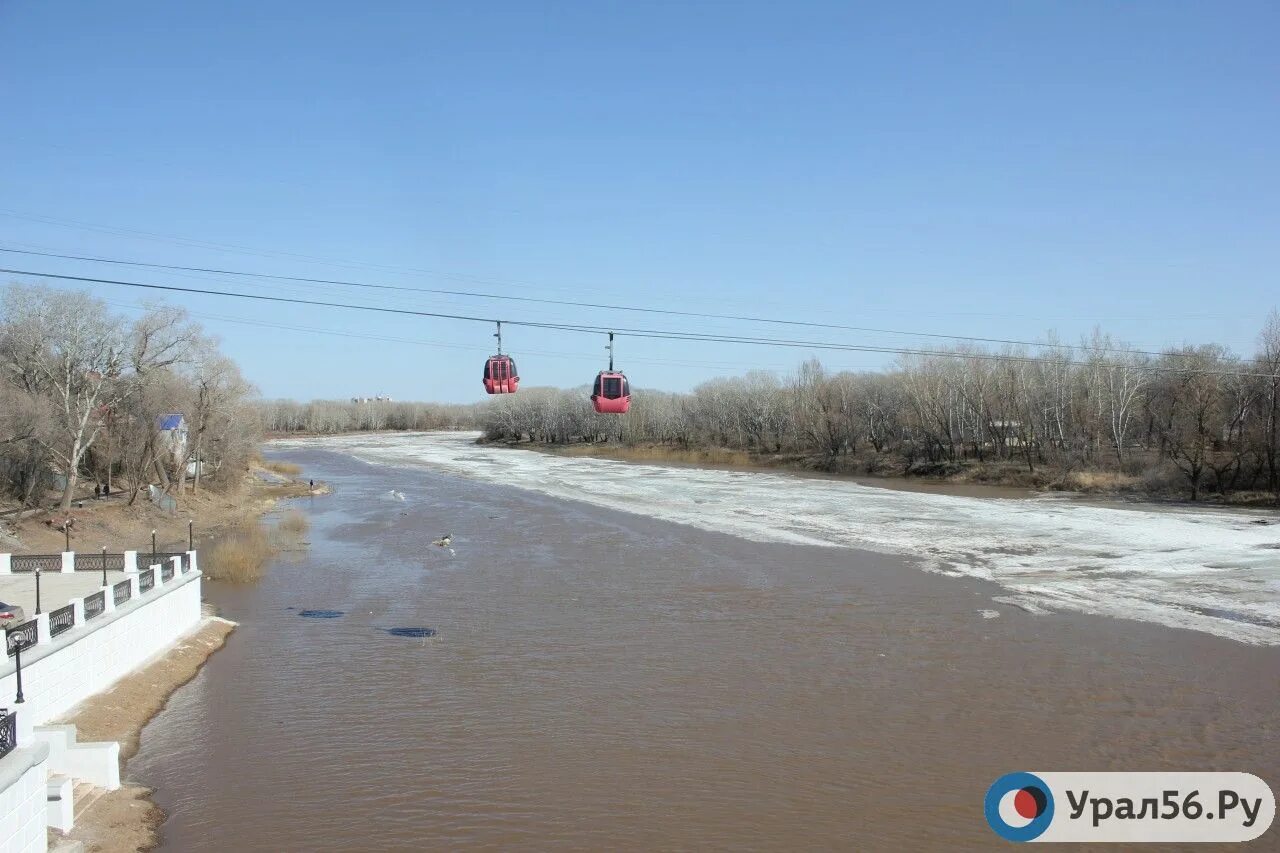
xmin=0 ymin=570 xmax=132 ymax=615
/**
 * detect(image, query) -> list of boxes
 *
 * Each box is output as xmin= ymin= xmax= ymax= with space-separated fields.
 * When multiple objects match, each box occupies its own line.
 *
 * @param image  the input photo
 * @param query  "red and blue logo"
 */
xmin=986 ymin=772 xmax=1055 ymax=842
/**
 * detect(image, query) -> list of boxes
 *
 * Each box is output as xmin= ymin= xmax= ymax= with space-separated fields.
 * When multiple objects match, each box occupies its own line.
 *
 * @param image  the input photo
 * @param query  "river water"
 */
xmin=131 ymin=435 xmax=1280 ymax=851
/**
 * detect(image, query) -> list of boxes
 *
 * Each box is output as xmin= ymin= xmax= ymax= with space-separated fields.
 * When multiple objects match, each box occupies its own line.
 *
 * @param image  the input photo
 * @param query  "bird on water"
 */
xmin=432 ymin=534 xmax=452 ymax=547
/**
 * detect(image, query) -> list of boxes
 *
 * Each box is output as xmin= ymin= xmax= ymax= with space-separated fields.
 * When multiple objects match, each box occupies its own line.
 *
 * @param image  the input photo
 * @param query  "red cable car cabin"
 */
xmin=592 ymin=371 xmax=630 ymax=414
xmin=483 ymin=355 xmax=519 ymax=394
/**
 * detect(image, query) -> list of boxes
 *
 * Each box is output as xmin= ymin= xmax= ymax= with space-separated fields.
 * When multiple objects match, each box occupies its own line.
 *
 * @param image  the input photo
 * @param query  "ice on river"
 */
xmin=275 ymin=432 xmax=1280 ymax=645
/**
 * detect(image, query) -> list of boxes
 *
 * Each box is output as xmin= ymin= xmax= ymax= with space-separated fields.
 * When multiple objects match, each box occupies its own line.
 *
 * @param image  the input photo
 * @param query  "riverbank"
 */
xmin=0 ymin=459 xmax=326 ymax=851
xmin=54 ymin=612 xmax=236 ymax=852
xmin=493 ymin=438 xmax=1280 ymax=507
xmin=0 ymin=463 xmax=328 ymax=555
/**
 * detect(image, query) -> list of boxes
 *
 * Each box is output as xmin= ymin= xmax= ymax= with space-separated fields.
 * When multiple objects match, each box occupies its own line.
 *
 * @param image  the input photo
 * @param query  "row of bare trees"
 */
xmin=481 ymin=316 xmax=1280 ymax=501
xmin=0 ymin=285 xmax=259 ymax=510
xmin=260 ymin=399 xmax=478 ymax=434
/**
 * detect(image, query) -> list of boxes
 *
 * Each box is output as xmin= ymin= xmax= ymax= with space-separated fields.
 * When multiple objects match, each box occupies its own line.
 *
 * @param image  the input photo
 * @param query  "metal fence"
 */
xmin=0 ymin=547 xmax=196 ymax=658
xmin=83 ymin=590 xmax=105 ymax=621
xmin=0 ymin=709 xmax=15 ymax=761
xmin=5 ymin=619 xmax=38 ymax=657
xmin=8 ymin=551 xmax=188 ymax=573
xmin=9 ymin=554 xmax=61 ymax=573
xmin=149 ymin=552 xmax=189 ymax=573
xmin=74 ymin=552 xmax=125 ymax=572
xmin=49 ymin=604 xmax=76 ymax=638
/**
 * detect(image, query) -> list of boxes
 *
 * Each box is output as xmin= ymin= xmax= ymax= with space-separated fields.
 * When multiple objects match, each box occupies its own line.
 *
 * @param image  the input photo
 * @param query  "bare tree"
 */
xmin=0 ymin=286 xmax=130 ymax=509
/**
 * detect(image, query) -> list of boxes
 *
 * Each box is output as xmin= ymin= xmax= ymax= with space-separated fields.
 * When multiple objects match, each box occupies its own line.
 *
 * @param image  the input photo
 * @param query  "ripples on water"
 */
xmin=129 ymin=447 xmax=1280 ymax=851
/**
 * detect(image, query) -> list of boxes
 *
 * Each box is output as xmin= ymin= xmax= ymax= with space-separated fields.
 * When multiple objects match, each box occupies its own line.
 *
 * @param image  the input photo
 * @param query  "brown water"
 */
xmin=130 ymin=449 xmax=1280 ymax=851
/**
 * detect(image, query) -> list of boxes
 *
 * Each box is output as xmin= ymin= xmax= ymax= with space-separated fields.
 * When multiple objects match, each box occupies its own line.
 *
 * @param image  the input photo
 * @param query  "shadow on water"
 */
xmin=383 ymin=627 xmax=437 ymax=638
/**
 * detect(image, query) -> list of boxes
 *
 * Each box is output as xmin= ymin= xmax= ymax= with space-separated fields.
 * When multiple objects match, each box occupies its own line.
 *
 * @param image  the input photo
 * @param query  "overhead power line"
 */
xmin=3 ymin=265 xmax=1275 ymax=380
xmin=2 ymin=209 xmax=1197 ymax=322
xmin=0 ymin=246 xmax=1185 ymax=360
xmin=101 ymin=299 xmax=783 ymax=373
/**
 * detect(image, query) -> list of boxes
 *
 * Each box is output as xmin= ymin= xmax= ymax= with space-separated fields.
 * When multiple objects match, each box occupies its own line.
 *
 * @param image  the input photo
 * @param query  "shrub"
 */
xmin=277 ymin=509 xmax=309 ymax=535
xmin=1062 ymin=471 xmax=1140 ymax=492
xmin=262 ymin=460 xmax=302 ymax=476
xmin=204 ymin=522 xmax=274 ymax=583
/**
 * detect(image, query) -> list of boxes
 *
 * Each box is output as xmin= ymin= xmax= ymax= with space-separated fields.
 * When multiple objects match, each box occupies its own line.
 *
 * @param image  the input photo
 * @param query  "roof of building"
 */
xmin=157 ymin=413 xmax=186 ymax=430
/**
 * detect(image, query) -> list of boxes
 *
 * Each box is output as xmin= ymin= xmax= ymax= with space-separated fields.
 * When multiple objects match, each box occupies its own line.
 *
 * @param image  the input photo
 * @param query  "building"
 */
xmin=156 ymin=414 xmax=188 ymax=465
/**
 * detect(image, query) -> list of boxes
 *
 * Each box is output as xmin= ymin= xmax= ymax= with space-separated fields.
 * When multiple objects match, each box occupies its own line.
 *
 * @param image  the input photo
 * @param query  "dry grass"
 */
xmin=204 ymin=521 xmax=275 ymax=583
xmin=277 ymin=509 xmax=309 ymax=534
xmin=1223 ymin=490 xmax=1280 ymax=507
xmin=1061 ymin=470 xmax=1141 ymax=492
xmin=262 ymin=460 xmax=302 ymax=476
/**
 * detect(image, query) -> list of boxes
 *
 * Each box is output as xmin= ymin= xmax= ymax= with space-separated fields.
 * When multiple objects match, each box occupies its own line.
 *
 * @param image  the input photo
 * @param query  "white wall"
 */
xmin=0 ymin=569 xmax=203 ymax=728
xmin=0 ymin=745 xmax=49 ymax=853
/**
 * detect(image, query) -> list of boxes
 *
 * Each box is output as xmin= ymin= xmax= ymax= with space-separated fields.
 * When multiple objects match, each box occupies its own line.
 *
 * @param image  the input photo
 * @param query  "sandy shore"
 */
xmin=52 ymin=613 xmax=237 ymax=852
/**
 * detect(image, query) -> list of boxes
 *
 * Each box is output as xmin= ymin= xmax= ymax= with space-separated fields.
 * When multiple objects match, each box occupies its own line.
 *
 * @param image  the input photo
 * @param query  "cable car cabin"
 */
xmin=591 ymin=371 xmax=631 ymax=414
xmin=483 ymin=355 xmax=519 ymax=394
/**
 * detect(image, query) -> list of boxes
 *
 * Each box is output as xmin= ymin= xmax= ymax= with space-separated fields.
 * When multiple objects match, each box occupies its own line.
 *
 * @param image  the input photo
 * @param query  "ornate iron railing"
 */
xmin=113 ymin=579 xmax=132 ymax=607
xmin=9 ymin=554 xmax=61 ymax=573
xmin=138 ymin=567 xmax=155 ymax=593
xmin=83 ymin=590 xmax=105 ymax=621
xmin=5 ymin=619 xmax=38 ymax=657
xmin=150 ymin=552 xmax=189 ymax=573
xmin=160 ymin=562 xmax=175 ymax=583
xmin=0 ymin=709 xmax=15 ymax=760
xmin=74 ymin=552 xmax=125 ymax=572
xmin=49 ymin=604 xmax=76 ymax=638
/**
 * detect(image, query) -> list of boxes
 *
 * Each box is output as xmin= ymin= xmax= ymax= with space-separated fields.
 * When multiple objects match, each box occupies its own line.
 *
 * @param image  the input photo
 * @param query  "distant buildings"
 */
xmin=350 ymin=396 xmax=393 ymax=403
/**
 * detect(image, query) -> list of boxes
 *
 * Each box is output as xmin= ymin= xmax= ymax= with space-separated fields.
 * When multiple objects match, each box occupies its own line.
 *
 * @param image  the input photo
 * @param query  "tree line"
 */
xmin=260 ymin=399 xmax=478 ymax=434
xmin=480 ymin=316 xmax=1280 ymax=502
xmin=0 ymin=284 xmax=258 ymax=511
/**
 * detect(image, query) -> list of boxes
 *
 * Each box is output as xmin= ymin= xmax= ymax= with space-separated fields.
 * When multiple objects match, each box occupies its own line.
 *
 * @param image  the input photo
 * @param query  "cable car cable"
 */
xmin=0 ymin=246 xmax=1209 ymax=361
xmin=4 ymin=266 xmax=1276 ymax=380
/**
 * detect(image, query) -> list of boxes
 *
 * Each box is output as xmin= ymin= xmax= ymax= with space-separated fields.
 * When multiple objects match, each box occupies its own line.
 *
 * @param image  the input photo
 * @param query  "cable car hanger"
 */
xmin=591 ymin=331 xmax=631 ymax=414
xmin=482 ymin=320 xmax=519 ymax=395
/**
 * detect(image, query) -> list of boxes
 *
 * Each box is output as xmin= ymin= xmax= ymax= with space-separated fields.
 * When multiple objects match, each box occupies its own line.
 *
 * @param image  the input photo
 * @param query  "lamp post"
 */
xmin=188 ymin=519 xmax=194 ymax=551
xmin=13 ymin=642 xmax=24 ymax=704
xmin=101 ymin=546 xmax=108 ymax=587
xmin=151 ymin=529 xmax=157 ymax=561
xmin=33 ymin=567 xmax=41 ymax=616
xmin=64 ymin=523 xmax=70 ymax=553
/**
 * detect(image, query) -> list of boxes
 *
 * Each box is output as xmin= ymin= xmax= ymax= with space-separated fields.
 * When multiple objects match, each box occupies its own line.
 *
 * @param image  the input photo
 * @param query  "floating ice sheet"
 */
xmin=276 ymin=432 xmax=1280 ymax=645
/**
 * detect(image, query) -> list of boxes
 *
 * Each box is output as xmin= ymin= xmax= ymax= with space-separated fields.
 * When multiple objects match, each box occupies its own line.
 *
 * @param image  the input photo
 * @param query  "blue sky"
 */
xmin=1 ymin=1 xmax=1276 ymax=402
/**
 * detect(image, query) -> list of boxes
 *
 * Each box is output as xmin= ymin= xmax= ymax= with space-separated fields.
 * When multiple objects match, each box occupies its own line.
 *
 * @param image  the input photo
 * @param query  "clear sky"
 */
xmin=1 ymin=1 xmax=1276 ymax=402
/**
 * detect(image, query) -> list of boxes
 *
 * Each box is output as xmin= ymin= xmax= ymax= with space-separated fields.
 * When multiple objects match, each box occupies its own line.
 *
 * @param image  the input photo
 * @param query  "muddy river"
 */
xmin=130 ymin=440 xmax=1279 ymax=850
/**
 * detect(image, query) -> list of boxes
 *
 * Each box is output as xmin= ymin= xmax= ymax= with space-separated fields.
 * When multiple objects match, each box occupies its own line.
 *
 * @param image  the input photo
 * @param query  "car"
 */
xmin=0 ymin=601 xmax=27 ymax=630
